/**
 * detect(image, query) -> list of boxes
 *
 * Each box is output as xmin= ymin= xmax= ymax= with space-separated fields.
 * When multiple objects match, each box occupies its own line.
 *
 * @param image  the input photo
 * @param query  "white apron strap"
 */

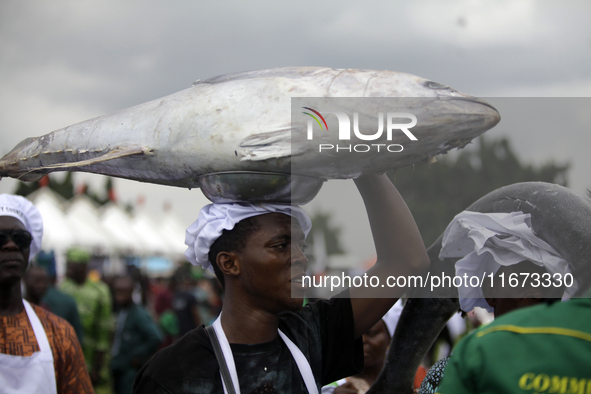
xmin=211 ymin=314 xmax=319 ymax=394
xmin=23 ymin=301 xmax=52 ymax=355
xmin=278 ymin=329 xmax=318 ymax=394
xmin=212 ymin=315 xmax=241 ymax=394
xmin=23 ymin=300 xmax=58 ymax=394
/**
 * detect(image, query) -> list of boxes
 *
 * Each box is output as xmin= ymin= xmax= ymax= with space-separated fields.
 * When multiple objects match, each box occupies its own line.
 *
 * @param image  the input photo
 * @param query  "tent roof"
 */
xmin=100 ymin=202 xmax=145 ymax=254
xmin=27 ymin=188 xmax=75 ymax=251
xmin=65 ymin=195 xmax=114 ymax=252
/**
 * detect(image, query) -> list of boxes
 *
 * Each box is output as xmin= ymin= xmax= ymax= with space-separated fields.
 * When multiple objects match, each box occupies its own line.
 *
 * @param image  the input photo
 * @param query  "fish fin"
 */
xmin=15 ymin=173 xmax=45 ymax=182
xmin=239 ymin=127 xmax=306 ymax=162
xmin=18 ymin=146 xmax=151 ymax=178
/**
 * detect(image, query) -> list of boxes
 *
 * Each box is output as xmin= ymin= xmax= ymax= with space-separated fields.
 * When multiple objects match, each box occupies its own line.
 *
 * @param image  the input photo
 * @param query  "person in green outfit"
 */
xmin=111 ymin=275 xmax=163 ymax=394
xmin=44 ymin=275 xmax=85 ymax=344
xmin=23 ymin=264 xmax=84 ymax=343
xmin=435 ymin=295 xmax=591 ymax=394
xmin=60 ymin=247 xmax=112 ymax=387
xmin=29 ymin=250 xmax=86 ymax=344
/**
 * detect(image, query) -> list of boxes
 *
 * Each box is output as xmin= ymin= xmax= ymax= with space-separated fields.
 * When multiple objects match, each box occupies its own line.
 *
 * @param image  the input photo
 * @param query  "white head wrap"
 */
xmin=439 ymin=211 xmax=573 ymax=313
xmin=382 ymin=299 xmax=404 ymax=338
xmin=185 ymin=203 xmax=312 ymax=271
xmin=0 ymin=194 xmax=43 ymax=261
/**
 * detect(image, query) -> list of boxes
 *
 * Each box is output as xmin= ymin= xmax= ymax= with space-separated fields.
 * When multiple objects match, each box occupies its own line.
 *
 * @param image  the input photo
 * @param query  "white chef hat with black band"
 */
xmin=185 ymin=203 xmax=312 ymax=272
xmin=0 ymin=194 xmax=43 ymax=261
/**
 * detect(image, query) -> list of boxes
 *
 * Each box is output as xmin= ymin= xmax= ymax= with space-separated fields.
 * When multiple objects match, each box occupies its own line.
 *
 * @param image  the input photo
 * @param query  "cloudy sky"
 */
xmin=1 ymin=1 xmax=590 ymax=261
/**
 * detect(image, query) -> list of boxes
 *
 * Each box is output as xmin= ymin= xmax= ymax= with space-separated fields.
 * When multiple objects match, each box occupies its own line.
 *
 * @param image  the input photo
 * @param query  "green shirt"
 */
xmin=60 ymin=278 xmax=113 ymax=369
xmin=111 ymin=303 xmax=163 ymax=371
xmin=436 ymin=298 xmax=591 ymax=394
xmin=42 ymin=286 xmax=84 ymax=344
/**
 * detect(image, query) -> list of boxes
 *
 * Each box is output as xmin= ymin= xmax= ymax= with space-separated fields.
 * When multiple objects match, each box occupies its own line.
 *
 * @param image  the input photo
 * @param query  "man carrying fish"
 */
xmin=132 ymin=173 xmax=430 ymax=393
xmin=0 ymin=65 xmax=498 ymax=393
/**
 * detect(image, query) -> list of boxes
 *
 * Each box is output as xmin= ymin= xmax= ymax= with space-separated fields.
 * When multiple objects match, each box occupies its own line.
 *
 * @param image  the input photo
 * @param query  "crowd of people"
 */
xmin=27 ymin=253 xmax=224 ymax=394
xmin=1 ymin=170 xmax=589 ymax=394
xmin=0 ymin=192 xmax=226 ymax=393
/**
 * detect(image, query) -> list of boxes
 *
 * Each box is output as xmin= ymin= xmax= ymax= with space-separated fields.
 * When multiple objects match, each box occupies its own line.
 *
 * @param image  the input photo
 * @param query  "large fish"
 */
xmin=368 ymin=182 xmax=591 ymax=394
xmin=0 ymin=67 xmax=499 ymax=190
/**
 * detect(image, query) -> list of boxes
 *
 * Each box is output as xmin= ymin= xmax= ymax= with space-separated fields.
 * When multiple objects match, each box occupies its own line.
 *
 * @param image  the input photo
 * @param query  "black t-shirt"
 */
xmin=132 ymin=291 xmax=363 ymax=393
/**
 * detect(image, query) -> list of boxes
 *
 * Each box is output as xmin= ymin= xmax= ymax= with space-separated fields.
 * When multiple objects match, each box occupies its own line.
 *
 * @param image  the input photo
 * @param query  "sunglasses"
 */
xmin=0 ymin=230 xmax=33 ymax=249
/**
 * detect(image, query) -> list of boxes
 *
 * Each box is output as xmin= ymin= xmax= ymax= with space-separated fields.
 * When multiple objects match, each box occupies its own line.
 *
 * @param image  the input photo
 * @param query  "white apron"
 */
xmin=0 ymin=300 xmax=58 ymax=394
xmin=212 ymin=314 xmax=319 ymax=394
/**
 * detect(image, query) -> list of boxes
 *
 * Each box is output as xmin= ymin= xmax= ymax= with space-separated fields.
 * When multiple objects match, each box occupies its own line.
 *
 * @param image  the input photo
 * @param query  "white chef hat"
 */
xmin=0 ymin=194 xmax=43 ymax=261
xmin=185 ymin=203 xmax=312 ymax=271
xmin=439 ymin=211 xmax=573 ymax=313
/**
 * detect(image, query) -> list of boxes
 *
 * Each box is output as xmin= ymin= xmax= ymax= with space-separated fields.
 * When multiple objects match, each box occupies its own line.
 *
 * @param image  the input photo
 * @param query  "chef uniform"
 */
xmin=0 ymin=300 xmax=58 ymax=394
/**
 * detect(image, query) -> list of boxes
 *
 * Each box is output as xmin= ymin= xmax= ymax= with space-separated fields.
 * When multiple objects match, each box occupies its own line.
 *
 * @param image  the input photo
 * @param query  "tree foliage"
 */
xmin=389 ymin=137 xmax=570 ymax=248
xmin=14 ymin=172 xmax=75 ymax=200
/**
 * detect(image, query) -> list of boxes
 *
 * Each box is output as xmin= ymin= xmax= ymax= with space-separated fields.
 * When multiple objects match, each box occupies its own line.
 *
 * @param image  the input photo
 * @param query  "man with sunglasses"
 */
xmin=0 ymin=194 xmax=93 ymax=394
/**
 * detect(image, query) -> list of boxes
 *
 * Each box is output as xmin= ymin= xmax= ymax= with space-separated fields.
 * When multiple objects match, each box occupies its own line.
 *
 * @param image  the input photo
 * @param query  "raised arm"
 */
xmin=350 ymin=173 xmax=429 ymax=338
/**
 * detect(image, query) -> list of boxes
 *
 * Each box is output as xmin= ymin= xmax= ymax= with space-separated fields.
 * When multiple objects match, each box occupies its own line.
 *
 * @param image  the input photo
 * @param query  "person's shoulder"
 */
xmin=457 ymin=300 xmax=591 ymax=351
xmin=59 ymin=288 xmax=78 ymax=304
xmin=278 ymin=291 xmax=356 ymax=345
xmin=58 ymin=278 xmax=76 ymax=291
xmin=137 ymin=325 xmax=218 ymax=389
xmin=128 ymin=302 xmax=145 ymax=313
xmin=32 ymin=304 xmax=78 ymax=343
xmin=278 ymin=296 xmax=344 ymax=328
xmin=144 ymin=325 xmax=213 ymax=368
xmin=46 ymin=286 xmax=78 ymax=305
xmin=33 ymin=304 xmax=68 ymax=328
xmin=129 ymin=303 xmax=155 ymax=321
xmin=79 ymin=279 xmax=110 ymax=300
xmin=484 ymin=299 xmax=590 ymax=331
xmin=299 ymin=290 xmax=353 ymax=313
xmin=87 ymin=279 xmax=110 ymax=293
xmin=298 ymin=291 xmax=354 ymax=321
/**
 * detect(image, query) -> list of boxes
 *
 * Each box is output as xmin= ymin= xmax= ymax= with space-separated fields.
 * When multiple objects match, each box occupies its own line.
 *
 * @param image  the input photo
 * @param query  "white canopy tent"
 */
xmin=22 ymin=187 xmax=190 ymax=277
xmin=100 ymin=202 xmax=144 ymax=254
xmin=64 ymin=195 xmax=115 ymax=254
xmin=28 ymin=188 xmax=75 ymax=253
xmin=156 ymin=209 xmax=188 ymax=257
xmin=26 ymin=188 xmax=75 ymax=278
xmin=130 ymin=208 xmax=177 ymax=256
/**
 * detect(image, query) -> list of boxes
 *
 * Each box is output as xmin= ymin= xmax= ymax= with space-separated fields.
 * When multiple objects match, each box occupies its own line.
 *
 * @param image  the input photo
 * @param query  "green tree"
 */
xmin=14 ymin=172 xmax=74 ymax=200
xmin=52 ymin=172 xmax=75 ymax=200
xmin=390 ymin=137 xmax=569 ymax=247
xmin=13 ymin=180 xmax=38 ymax=197
xmin=81 ymin=177 xmax=115 ymax=206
